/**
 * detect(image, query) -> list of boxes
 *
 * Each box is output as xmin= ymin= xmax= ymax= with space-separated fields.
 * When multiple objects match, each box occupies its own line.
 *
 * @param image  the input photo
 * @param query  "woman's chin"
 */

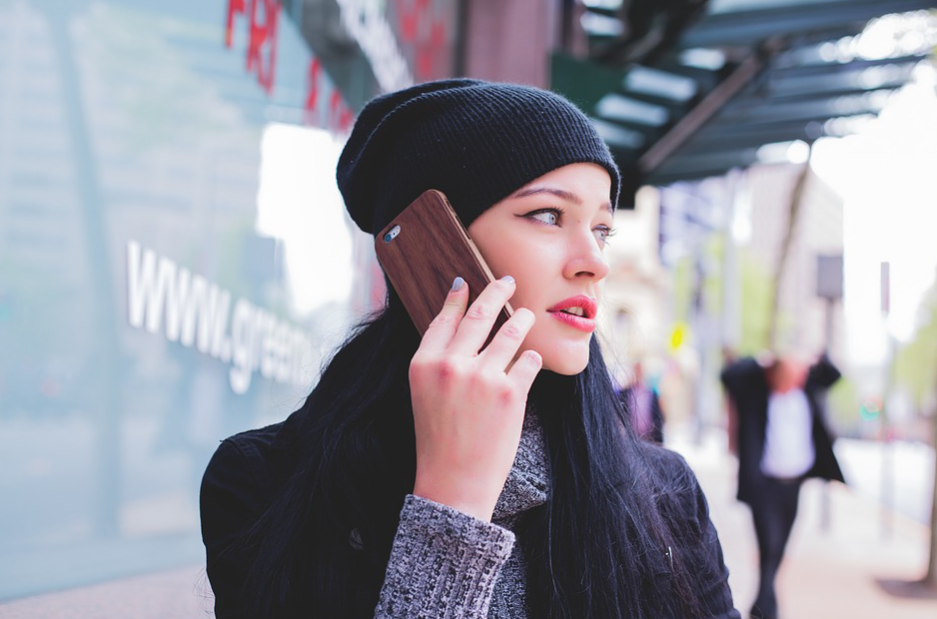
xmin=540 ymin=352 xmax=590 ymax=376
xmin=521 ymin=331 xmax=592 ymax=376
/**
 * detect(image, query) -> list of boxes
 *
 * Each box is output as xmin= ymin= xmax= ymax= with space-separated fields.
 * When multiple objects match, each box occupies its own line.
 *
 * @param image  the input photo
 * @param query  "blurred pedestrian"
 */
xmin=618 ymin=360 xmax=665 ymax=443
xmin=720 ymin=352 xmax=845 ymax=619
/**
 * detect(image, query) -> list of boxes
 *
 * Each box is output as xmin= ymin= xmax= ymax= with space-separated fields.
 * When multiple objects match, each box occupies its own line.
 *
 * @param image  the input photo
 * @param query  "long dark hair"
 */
xmin=234 ymin=286 xmax=707 ymax=618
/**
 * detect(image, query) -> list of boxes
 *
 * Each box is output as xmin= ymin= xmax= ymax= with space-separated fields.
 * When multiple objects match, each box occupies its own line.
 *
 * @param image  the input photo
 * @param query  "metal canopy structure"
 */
xmin=552 ymin=0 xmax=937 ymax=205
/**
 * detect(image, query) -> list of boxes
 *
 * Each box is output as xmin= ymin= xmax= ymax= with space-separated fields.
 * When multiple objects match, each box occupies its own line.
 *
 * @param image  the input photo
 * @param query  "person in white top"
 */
xmin=721 ymin=353 xmax=845 ymax=619
xmin=761 ymin=383 xmax=815 ymax=480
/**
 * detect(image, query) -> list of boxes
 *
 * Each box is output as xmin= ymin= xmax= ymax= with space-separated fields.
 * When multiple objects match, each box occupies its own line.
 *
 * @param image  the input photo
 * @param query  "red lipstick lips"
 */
xmin=547 ymin=295 xmax=598 ymax=332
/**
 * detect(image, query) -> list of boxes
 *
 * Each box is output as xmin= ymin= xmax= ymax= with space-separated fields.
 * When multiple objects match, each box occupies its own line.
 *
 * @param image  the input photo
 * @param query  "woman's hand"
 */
xmin=409 ymin=276 xmax=542 ymax=522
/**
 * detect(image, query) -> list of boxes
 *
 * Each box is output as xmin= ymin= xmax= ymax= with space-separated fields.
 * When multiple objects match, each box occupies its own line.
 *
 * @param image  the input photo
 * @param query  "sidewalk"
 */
xmin=0 ymin=565 xmax=210 ymax=619
xmin=670 ymin=426 xmax=937 ymax=619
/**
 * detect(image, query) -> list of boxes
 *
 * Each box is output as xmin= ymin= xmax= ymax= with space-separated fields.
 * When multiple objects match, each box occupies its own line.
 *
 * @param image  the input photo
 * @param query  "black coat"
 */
xmin=200 ymin=409 xmax=741 ymax=619
xmin=720 ymin=356 xmax=845 ymax=505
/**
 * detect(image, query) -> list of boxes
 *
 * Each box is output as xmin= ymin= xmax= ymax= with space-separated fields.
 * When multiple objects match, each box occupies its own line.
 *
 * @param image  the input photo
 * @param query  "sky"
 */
xmin=811 ymin=61 xmax=937 ymax=366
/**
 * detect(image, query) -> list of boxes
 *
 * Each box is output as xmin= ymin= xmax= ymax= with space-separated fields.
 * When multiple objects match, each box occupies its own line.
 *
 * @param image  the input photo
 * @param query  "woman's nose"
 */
xmin=563 ymin=230 xmax=609 ymax=281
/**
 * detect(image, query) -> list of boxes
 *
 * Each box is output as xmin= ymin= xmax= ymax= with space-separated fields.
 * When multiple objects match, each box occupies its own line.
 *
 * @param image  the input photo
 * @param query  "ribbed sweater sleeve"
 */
xmin=373 ymin=494 xmax=516 ymax=618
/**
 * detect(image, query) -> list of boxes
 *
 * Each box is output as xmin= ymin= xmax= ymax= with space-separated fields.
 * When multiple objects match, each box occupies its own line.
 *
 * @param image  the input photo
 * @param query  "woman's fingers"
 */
xmin=418 ymin=277 xmax=469 ymax=353
xmin=448 ymin=276 xmax=516 ymax=356
xmin=409 ymin=276 xmax=540 ymax=522
xmin=477 ymin=308 xmax=535 ymax=370
xmin=507 ymin=349 xmax=543 ymax=392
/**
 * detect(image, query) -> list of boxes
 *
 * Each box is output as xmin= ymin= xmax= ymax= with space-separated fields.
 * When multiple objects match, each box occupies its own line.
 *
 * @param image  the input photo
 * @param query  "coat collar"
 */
xmin=492 ymin=411 xmax=550 ymax=524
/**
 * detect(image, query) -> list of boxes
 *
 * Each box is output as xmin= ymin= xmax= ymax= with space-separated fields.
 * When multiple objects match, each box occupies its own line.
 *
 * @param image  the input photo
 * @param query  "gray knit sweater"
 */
xmin=373 ymin=413 xmax=549 ymax=618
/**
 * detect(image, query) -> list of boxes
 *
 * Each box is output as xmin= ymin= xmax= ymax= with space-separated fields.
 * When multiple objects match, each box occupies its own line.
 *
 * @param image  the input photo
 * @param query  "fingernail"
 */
xmin=500 ymin=275 xmax=514 ymax=284
xmin=451 ymin=277 xmax=465 ymax=291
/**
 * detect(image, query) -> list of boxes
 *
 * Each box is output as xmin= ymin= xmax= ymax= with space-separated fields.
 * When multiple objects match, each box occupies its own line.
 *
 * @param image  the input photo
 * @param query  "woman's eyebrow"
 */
xmin=512 ymin=186 xmax=614 ymax=214
xmin=512 ymin=186 xmax=580 ymax=203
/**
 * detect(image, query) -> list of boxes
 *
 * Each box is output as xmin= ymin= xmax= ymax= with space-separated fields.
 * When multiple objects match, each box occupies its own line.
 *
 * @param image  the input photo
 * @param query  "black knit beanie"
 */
xmin=337 ymin=78 xmax=621 ymax=235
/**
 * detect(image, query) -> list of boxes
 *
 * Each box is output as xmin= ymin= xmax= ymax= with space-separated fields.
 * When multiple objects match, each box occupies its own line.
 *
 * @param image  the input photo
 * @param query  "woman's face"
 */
xmin=468 ymin=163 xmax=613 ymax=375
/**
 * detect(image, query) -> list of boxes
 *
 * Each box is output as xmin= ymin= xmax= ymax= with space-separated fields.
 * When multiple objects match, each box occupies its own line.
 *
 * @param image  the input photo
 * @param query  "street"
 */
xmin=670 ymin=425 xmax=937 ymax=619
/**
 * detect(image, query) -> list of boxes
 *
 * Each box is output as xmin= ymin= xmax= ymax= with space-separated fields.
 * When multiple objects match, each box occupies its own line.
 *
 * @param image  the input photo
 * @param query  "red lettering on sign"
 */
xmin=225 ymin=0 xmax=280 ymax=95
xmin=329 ymin=90 xmax=342 ymax=122
xmin=398 ymin=0 xmax=426 ymax=42
xmin=421 ymin=20 xmax=446 ymax=78
xmin=225 ymin=0 xmax=246 ymax=47
xmin=338 ymin=107 xmax=355 ymax=134
xmin=305 ymin=57 xmax=322 ymax=125
xmin=246 ymin=0 xmax=280 ymax=94
xmin=226 ymin=0 xmax=353 ymax=133
xmin=304 ymin=58 xmax=354 ymax=135
xmin=396 ymin=0 xmax=448 ymax=81
xmin=329 ymin=90 xmax=354 ymax=135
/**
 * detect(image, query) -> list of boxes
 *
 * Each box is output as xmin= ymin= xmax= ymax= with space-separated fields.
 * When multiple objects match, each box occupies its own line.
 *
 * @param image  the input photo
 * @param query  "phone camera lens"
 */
xmin=384 ymin=225 xmax=401 ymax=243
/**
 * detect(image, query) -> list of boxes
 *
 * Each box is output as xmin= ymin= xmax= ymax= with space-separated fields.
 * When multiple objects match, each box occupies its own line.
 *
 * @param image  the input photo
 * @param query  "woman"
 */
xmin=200 ymin=79 xmax=739 ymax=619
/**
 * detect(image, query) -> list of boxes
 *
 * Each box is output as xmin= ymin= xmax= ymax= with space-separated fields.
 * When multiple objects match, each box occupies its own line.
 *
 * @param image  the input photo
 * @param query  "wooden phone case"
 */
xmin=375 ymin=189 xmax=513 ymax=336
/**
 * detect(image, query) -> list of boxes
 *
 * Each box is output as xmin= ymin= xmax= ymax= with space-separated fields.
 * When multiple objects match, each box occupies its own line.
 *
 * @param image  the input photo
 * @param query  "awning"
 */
xmin=552 ymin=0 xmax=937 ymax=205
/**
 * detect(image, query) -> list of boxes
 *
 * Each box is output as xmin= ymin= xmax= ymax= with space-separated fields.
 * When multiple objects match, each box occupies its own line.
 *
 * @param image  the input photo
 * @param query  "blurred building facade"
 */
xmin=743 ymin=163 xmax=845 ymax=355
xmin=598 ymin=159 xmax=846 ymax=434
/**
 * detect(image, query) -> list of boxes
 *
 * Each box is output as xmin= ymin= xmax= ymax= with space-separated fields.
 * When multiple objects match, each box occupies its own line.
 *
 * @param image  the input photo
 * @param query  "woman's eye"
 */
xmin=594 ymin=225 xmax=615 ymax=244
xmin=528 ymin=209 xmax=560 ymax=225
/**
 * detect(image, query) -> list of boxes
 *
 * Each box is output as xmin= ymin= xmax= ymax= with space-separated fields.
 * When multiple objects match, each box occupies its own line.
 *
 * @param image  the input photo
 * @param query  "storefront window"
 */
xmin=0 ymin=0 xmax=453 ymax=600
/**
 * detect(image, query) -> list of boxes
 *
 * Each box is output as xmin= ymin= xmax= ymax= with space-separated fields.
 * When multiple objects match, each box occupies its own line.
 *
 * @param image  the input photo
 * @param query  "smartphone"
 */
xmin=375 ymin=189 xmax=513 ymax=337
